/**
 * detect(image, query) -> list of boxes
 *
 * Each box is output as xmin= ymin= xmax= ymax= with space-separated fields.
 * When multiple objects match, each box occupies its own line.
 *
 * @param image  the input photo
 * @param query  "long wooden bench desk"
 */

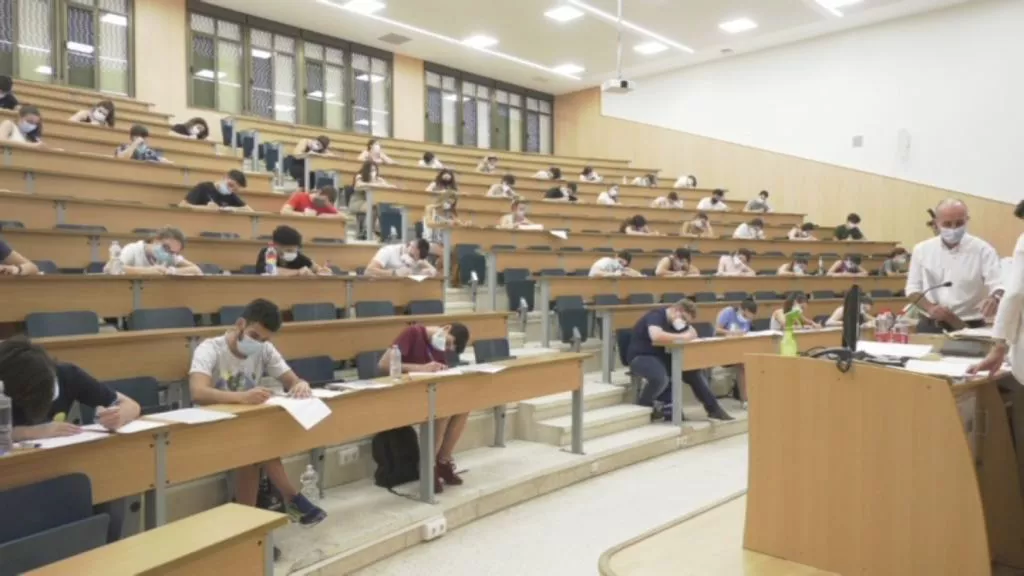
xmin=27 ymin=504 xmax=288 ymax=576
xmin=16 ymin=95 xmax=172 ymax=127
xmin=592 ymin=301 xmax=903 ymax=382
xmin=3 ymin=228 xmax=373 ymax=271
xmin=0 ymin=144 xmax=274 ymax=194
xmin=1 ymin=191 xmax=345 ymax=241
xmin=0 ymin=275 xmax=444 ymax=324
xmin=15 ymin=79 xmax=155 ymax=113
xmin=38 ymin=312 xmax=510 ymax=382
xmin=533 ymin=276 xmax=904 ymax=346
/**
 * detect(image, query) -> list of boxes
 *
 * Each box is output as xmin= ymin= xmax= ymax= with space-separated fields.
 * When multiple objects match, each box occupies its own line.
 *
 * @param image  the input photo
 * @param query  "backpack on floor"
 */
xmin=372 ymin=426 xmax=420 ymax=490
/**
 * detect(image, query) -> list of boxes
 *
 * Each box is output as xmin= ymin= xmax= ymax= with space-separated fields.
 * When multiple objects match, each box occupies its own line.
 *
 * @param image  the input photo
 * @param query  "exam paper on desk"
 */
xmin=264 ymin=397 xmax=332 ymax=431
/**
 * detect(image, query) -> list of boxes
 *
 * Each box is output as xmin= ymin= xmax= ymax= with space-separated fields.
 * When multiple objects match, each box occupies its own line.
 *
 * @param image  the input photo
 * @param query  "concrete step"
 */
xmin=518 ymin=382 xmax=626 ymax=424
xmin=531 ymin=404 xmax=653 ymax=446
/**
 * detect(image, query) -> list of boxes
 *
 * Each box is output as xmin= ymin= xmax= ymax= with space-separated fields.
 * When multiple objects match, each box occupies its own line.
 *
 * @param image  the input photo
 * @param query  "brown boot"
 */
xmin=436 ymin=458 xmax=463 ymax=486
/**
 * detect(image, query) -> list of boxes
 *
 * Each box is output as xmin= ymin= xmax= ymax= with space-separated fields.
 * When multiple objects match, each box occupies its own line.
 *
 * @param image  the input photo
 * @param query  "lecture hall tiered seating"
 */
xmin=0 ymin=79 xmax=906 ymax=574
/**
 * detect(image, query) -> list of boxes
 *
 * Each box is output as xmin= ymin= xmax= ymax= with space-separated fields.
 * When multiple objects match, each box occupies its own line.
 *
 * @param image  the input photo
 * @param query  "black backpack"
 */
xmin=372 ymin=426 xmax=420 ymax=490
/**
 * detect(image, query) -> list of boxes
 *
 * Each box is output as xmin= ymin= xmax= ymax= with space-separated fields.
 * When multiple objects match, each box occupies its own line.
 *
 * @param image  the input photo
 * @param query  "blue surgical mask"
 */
xmin=19 ymin=121 xmax=36 ymax=134
xmin=217 ymin=182 xmax=232 ymax=196
xmin=152 ymin=244 xmax=175 ymax=266
xmin=940 ymin=226 xmax=966 ymax=245
xmin=236 ymin=331 xmax=264 ymax=358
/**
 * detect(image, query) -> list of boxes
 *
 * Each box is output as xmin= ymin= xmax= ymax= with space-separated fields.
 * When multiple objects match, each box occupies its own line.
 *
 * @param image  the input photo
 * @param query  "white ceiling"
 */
xmin=204 ymin=0 xmax=972 ymax=94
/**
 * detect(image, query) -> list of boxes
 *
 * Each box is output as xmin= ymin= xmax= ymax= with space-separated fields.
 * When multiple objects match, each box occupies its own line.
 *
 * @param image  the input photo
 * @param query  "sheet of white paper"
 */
xmin=407 ymin=275 xmax=429 ymax=283
xmin=856 ymin=341 xmax=933 ymax=359
xmin=549 ymin=230 xmax=568 ymax=240
xmin=311 ymin=388 xmax=347 ymax=399
xmin=335 ymin=381 xmax=394 ymax=391
xmin=518 ymin=224 xmax=544 ymax=231
xmin=148 ymin=407 xmax=237 ymax=425
xmin=265 ymin=397 xmax=332 ymax=431
xmin=903 ymin=359 xmax=976 ymax=378
xmin=409 ymin=367 xmax=464 ymax=378
xmin=82 ymin=420 xmax=169 ymax=434
xmin=949 ymin=326 xmax=995 ymax=340
xmin=460 ymin=363 xmax=507 ymax=374
xmin=35 ymin=431 xmax=110 ymax=450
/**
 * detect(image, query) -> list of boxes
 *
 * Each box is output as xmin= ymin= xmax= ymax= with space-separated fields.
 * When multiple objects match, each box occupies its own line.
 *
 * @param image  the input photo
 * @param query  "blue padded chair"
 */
xmin=354 ymin=301 xmax=394 ymax=318
xmin=473 ymin=338 xmax=512 ymax=363
xmin=661 ymin=292 xmax=685 ymax=303
xmin=128 ymin=307 xmax=195 ymax=330
xmin=692 ymin=292 xmax=717 ymax=303
xmin=751 ymin=318 xmax=771 ymax=332
xmin=292 ymin=302 xmax=338 ymax=322
xmin=25 ymin=311 xmax=99 ymax=338
xmin=692 ymin=322 xmax=715 ymax=339
xmin=217 ymin=306 xmax=246 ymax=326
xmin=0 ymin=515 xmax=109 ymax=575
xmin=627 ymin=293 xmax=655 ymax=305
xmin=287 ymin=356 xmax=336 ymax=387
xmin=505 ymin=279 xmax=535 ymax=312
xmin=356 ymin=350 xmax=385 ymax=380
xmin=0 ymin=473 xmax=94 ymax=545
xmin=33 ymin=260 xmax=58 ymax=274
xmin=723 ymin=291 xmax=748 ymax=302
xmin=406 ymin=300 xmax=444 ymax=315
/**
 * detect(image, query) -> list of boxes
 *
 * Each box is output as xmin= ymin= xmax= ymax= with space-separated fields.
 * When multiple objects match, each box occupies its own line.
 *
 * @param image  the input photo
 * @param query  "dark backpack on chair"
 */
xmin=372 ymin=426 xmax=420 ymax=491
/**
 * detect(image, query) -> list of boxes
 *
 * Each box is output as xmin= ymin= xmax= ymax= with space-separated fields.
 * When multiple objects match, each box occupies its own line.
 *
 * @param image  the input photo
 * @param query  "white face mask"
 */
xmin=847 ymin=222 xmax=858 ymax=229
xmin=940 ymin=226 xmax=966 ymax=245
xmin=53 ymin=378 xmax=60 ymax=401
xmin=401 ymin=253 xmax=416 ymax=266
xmin=794 ymin=264 xmax=806 ymax=274
xmin=190 ymin=125 xmax=204 ymax=136
xmin=734 ymin=256 xmax=745 ymax=266
xmin=372 ymin=144 xmax=381 ymax=154
xmin=236 ymin=330 xmax=264 ymax=358
xmin=281 ymin=251 xmax=298 ymax=262
xmin=431 ymin=330 xmax=448 ymax=352
xmin=441 ymin=202 xmax=453 ymax=211
xmin=609 ymin=188 xmax=618 ymax=197
xmin=216 ymin=181 xmax=233 ymax=196
xmin=844 ymin=260 xmax=856 ymax=269
xmin=793 ymin=304 xmax=803 ymax=313
xmin=310 ymin=141 xmax=323 ymax=152
xmin=672 ymin=317 xmax=687 ymax=331
xmin=92 ymin=109 xmax=107 ymax=123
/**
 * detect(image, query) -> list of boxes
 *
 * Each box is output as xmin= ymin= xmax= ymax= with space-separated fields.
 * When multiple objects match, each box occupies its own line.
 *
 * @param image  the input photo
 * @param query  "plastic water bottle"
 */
xmin=299 ymin=464 xmax=319 ymax=503
xmin=265 ymin=244 xmax=278 ymax=276
xmin=389 ymin=345 xmax=402 ymax=380
xmin=108 ymin=241 xmax=124 ymax=275
xmin=818 ymin=255 xmax=825 ymax=276
xmin=0 ymin=381 xmax=12 ymax=456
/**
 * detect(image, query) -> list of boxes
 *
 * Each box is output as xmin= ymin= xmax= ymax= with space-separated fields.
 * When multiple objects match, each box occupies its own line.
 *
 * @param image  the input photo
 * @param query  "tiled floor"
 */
xmin=350 ymin=434 xmax=750 ymax=576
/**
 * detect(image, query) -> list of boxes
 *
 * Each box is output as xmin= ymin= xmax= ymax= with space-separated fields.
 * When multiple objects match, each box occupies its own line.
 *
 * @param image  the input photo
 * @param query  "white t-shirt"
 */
xmin=371 ymin=244 xmax=411 ymax=270
xmin=732 ymin=223 xmax=764 ymax=240
xmin=589 ymin=257 xmax=623 ymax=277
xmin=118 ymin=240 xmax=183 ymax=268
xmin=718 ymin=255 xmax=751 ymax=276
xmin=189 ymin=334 xmax=290 ymax=391
xmin=696 ymin=197 xmax=728 ymax=211
xmin=580 ymin=173 xmax=602 ymax=183
xmin=673 ymin=176 xmax=695 ymax=189
xmin=993 ymin=234 xmax=1024 ymax=382
xmin=487 ymin=184 xmax=515 ymax=198
xmin=905 ymin=233 xmax=1003 ymax=321
xmin=418 ymin=159 xmax=444 ymax=169
xmin=650 ymin=196 xmax=684 ymax=209
xmin=596 ymin=191 xmax=618 ymax=205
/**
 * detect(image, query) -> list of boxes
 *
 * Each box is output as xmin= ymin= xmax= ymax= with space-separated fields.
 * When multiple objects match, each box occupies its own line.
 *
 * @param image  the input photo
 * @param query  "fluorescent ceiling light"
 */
xmin=815 ymin=0 xmax=863 ymax=17
xmin=443 ymin=93 xmax=459 ymax=102
xmin=100 ymin=13 xmax=127 ymax=27
xmin=317 ymin=0 xmax=582 ymax=80
xmin=66 ymin=41 xmax=94 ymax=54
xmin=194 ymin=69 xmax=227 ymax=79
xmin=307 ymin=91 xmax=336 ymax=99
xmin=566 ymin=0 xmax=693 ymax=53
xmin=355 ymin=73 xmax=385 ymax=83
xmin=354 ymin=119 xmax=371 ymax=126
xmin=35 ymin=65 xmax=52 ymax=75
xmin=251 ymin=48 xmax=272 ymax=59
xmin=274 ymin=105 xmax=295 ymax=112
xmin=463 ymin=35 xmax=498 ymax=49
xmin=545 ymin=6 xmax=584 ymax=22
xmin=553 ymin=63 xmax=584 ymax=75
xmin=634 ymin=41 xmax=667 ymax=55
xmin=719 ymin=18 xmax=758 ymax=34
xmin=342 ymin=0 xmax=385 ymax=14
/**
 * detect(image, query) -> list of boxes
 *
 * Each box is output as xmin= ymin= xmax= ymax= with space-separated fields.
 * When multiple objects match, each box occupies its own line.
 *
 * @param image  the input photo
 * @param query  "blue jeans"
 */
xmin=629 ymin=355 xmax=722 ymax=415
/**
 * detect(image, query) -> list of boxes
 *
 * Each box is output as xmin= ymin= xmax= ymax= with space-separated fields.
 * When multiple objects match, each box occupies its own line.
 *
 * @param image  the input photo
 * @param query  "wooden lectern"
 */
xmin=744 ymin=355 xmax=1024 ymax=575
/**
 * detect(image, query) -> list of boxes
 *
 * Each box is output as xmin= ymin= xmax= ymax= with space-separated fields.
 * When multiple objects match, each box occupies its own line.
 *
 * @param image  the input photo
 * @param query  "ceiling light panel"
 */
xmin=634 ymin=41 xmax=667 ymax=55
xmin=815 ymin=0 xmax=863 ymax=17
xmin=545 ymin=6 xmax=584 ymax=23
xmin=566 ymin=0 xmax=694 ymax=53
xmin=719 ymin=18 xmax=758 ymax=34
xmin=553 ymin=63 xmax=585 ymax=75
xmin=342 ymin=0 xmax=385 ymax=14
xmin=463 ymin=34 xmax=498 ymax=49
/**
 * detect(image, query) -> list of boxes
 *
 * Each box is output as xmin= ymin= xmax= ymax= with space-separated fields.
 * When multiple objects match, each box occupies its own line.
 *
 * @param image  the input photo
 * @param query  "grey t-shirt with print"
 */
xmin=189 ymin=334 xmax=291 ymax=391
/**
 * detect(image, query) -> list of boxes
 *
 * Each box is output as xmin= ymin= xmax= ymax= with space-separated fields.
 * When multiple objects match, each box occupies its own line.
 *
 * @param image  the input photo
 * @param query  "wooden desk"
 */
xmin=14 ymin=79 xmax=155 ymax=112
xmin=599 ymin=493 xmax=836 ymax=576
xmin=38 ymin=312 xmax=510 ymax=382
xmin=0 ymin=276 xmax=444 ymax=323
xmin=13 ymin=95 xmax=171 ymax=126
xmin=27 ymin=504 xmax=287 ymax=576
xmin=40 ymin=130 xmax=244 ymax=174
xmin=0 ymin=228 xmax=373 ymax=271
xmin=0 ymin=191 xmax=345 ymax=241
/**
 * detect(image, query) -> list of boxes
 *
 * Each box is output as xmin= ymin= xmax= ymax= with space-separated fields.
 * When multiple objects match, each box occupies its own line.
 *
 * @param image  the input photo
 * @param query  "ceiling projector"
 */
xmin=601 ymin=78 xmax=635 ymax=94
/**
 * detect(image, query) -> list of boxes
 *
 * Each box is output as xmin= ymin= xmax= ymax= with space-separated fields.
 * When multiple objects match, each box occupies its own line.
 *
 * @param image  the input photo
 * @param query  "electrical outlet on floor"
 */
xmin=420 ymin=516 xmax=447 ymax=541
xmin=337 ymin=445 xmax=360 ymax=467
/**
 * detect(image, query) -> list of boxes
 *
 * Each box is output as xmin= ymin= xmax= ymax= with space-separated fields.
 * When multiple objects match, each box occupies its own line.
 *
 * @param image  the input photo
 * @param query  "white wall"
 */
xmin=601 ymin=0 xmax=1023 ymax=204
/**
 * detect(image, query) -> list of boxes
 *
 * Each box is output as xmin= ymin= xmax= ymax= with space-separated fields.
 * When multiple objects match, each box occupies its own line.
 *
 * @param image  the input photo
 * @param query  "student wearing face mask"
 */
xmin=732 ymin=218 xmax=765 ymax=240
xmin=589 ymin=251 xmax=643 ymax=278
xmin=366 ymin=239 xmax=437 ymax=278
xmin=357 ymin=138 xmax=395 ymax=165
xmin=419 ymin=151 xmax=445 ymax=169
xmin=650 ymin=192 xmax=684 ymax=209
xmin=69 ymin=99 xmax=116 ymax=128
xmin=116 ymin=124 xmax=171 ymax=163
xmin=626 ymin=299 xmax=734 ymax=421
xmin=743 ymin=190 xmax=772 ymax=213
xmin=281 ymin=185 xmax=340 ymax=218
xmin=673 ymin=174 xmax=698 ymax=189
xmin=534 ymin=166 xmax=562 ymax=180
xmin=656 ymin=248 xmax=701 ymax=277
xmin=498 ymin=199 xmax=537 ymax=230
xmin=596 ymin=184 xmax=621 ymax=205
xmin=287 ymin=135 xmax=334 ymax=190
xmin=788 ymin=222 xmax=818 ymax=241
xmin=180 ymin=169 xmax=251 ymax=211
xmin=476 ymin=155 xmax=499 ymax=174
xmin=0 ymin=105 xmax=43 ymax=146
xmin=827 ymin=254 xmax=868 ymax=277
xmin=257 ymin=226 xmax=331 ymax=277
xmin=882 ymin=247 xmax=909 ymax=276
xmin=906 ymin=198 xmax=1003 ymax=333
xmin=106 ymin=226 xmax=202 ymax=276
xmin=621 ymin=215 xmax=652 ymax=235
xmin=0 ymin=337 xmax=142 ymax=441
xmin=631 ymin=173 xmax=658 ymax=187
xmin=833 ymin=213 xmax=864 ymax=241
xmin=717 ymin=249 xmax=755 ymax=277
xmin=544 ymin=182 xmax=579 ymax=203
xmin=770 ymin=292 xmax=819 ymax=331
xmin=486 ymin=174 xmax=518 ymax=199
xmin=715 ymin=298 xmax=759 ymax=407
xmin=825 ymin=295 xmax=876 ymax=327
xmin=777 ymin=256 xmax=810 ymax=276
xmin=424 ymin=192 xmax=468 ymax=270
xmin=169 ymin=117 xmax=210 ymax=140
xmin=189 ymin=299 xmax=327 ymax=528
xmin=680 ymin=213 xmax=715 ymax=238
xmin=426 ymin=168 xmax=458 ymax=193
xmin=696 ymin=189 xmax=728 ymax=211
xmin=0 ymin=75 xmax=18 ymax=110
xmin=580 ymin=166 xmax=603 ymax=183
xmin=378 ymin=322 xmax=471 ymax=492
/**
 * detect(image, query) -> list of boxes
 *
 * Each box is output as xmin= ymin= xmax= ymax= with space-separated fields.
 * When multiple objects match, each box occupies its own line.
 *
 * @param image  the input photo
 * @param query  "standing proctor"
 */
xmin=905 ymin=199 xmax=1002 ymax=333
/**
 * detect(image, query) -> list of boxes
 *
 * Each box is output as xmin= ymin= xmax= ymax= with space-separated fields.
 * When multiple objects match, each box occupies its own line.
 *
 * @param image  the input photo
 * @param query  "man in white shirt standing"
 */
xmin=905 ymin=199 xmax=1003 ymax=333
xmin=732 ymin=218 xmax=765 ymax=240
xmin=696 ymin=189 xmax=729 ymax=211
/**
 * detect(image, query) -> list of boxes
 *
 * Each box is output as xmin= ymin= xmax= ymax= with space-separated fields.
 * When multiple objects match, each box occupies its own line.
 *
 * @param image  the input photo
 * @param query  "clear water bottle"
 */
xmin=389 ymin=345 xmax=402 ymax=380
xmin=818 ymin=255 xmax=824 ymax=276
xmin=0 ymin=381 xmax=12 ymax=456
xmin=108 ymin=241 xmax=124 ymax=275
xmin=265 ymin=244 xmax=278 ymax=276
xmin=299 ymin=464 xmax=319 ymax=503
